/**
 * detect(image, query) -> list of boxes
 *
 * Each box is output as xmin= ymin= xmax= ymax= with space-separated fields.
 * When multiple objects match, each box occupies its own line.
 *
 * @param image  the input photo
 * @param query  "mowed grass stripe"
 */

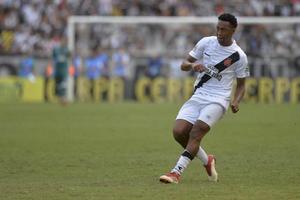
xmin=0 ymin=103 xmax=299 ymax=200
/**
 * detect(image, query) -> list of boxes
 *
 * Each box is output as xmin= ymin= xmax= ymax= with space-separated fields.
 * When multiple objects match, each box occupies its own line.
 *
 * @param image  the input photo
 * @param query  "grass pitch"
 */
xmin=0 ymin=102 xmax=299 ymax=200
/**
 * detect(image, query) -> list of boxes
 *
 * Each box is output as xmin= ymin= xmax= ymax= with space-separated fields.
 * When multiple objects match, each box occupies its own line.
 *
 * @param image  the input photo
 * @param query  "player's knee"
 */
xmin=172 ymin=127 xmax=183 ymax=138
xmin=172 ymin=126 xmax=186 ymax=140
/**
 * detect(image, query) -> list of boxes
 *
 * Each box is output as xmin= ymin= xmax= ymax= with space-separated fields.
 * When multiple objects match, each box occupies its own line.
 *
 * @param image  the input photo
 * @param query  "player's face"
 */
xmin=216 ymin=20 xmax=235 ymax=46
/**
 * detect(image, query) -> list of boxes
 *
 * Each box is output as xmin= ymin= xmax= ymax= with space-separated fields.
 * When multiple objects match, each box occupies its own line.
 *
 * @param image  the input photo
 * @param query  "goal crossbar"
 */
xmin=67 ymin=16 xmax=300 ymax=51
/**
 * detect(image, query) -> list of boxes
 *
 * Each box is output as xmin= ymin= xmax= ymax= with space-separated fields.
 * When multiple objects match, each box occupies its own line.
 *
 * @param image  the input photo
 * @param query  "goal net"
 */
xmin=67 ymin=16 xmax=300 ymax=103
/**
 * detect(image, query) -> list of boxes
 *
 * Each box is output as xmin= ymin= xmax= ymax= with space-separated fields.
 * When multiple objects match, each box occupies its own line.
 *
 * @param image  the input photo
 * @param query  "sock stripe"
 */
xmin=182 ymin=150 xmax=194 ymax=160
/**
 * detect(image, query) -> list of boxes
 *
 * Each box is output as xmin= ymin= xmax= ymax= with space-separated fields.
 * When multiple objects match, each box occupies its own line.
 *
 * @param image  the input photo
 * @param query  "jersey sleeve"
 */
xmin=189 ymin=37 xmax=210 ymax=60
xmin=235 ymin=52 xmax=250 ymax=78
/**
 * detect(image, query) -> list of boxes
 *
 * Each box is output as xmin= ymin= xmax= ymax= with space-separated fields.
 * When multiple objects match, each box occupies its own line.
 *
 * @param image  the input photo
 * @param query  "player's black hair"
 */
xmin=218 ymin=13 xmax=238 ymax=28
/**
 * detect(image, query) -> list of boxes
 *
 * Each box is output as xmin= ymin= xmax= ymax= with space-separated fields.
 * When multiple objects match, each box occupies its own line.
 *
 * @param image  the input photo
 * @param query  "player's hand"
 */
xmin=192 ymin=63 xmax=206 ymax=72
xmin=230 ymin=101 xmax=240 ymax=113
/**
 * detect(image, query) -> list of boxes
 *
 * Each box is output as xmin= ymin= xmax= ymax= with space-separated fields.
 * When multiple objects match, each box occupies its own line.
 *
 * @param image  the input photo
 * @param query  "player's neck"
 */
xmin=219 ymin=38 xmax=233 ymax=47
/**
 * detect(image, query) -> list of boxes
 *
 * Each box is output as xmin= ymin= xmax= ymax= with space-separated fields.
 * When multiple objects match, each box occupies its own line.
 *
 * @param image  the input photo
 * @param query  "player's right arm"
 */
xmin=181 ymin=37 xmax=210 ymax=72
xmin=181 ymin=55 xmax=206 ymax=72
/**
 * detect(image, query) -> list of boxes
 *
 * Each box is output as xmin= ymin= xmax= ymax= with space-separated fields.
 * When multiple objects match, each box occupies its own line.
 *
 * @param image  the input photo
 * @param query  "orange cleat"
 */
xmin=159 ymin=172 xmax=181 ymax=184
xmin=204 ymin=155 xmax=218 ymax=182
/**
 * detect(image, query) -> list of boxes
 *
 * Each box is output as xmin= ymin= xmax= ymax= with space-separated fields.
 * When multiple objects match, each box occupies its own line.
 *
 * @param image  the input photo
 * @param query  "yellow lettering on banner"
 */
xmin=0 ymin=77 xmax=21 ymax=102
xmin=244 ymin=78 xmax=258 ymax=103
xmin=151 ymin=77 xmax=166 ymax=103
xmin=21 ymin=77 xmax=44 ymax=102
xmin=183 ymin=77 xmax=194 ymax=100
xmin=291 ymin=78 xmax=300 ymax=104
xmin=135 ymin=78 xmax=151 ymax=103
xmin=94 ymin=78 xmax=108 ymax=102
xmin=77 ymin=77 xmax=92 ymax=102
xmin=275 ymin=78 xmax=290 ymax=104
xmin=109 ymin=78 xmax=124 ymax=103
xmin=167 ymin=79 xmax=182 ymax=102
xmin=259 ymin=78 xmax=274 ymax=103
xmin=45 ymin=79 xmax=56 ymax=102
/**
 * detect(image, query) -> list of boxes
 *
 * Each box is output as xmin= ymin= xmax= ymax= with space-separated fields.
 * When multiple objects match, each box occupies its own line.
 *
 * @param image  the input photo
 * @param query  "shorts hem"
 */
xmin=175 ymin=117 xmax=195 ymax=125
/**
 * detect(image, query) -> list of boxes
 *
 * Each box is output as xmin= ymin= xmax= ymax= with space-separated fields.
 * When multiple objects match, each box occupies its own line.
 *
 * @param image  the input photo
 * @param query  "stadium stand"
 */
xmin=0 ymin=0 xmax=299 ymax=78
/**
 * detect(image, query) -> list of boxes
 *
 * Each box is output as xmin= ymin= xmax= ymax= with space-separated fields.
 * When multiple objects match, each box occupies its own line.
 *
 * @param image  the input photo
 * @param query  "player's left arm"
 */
xmin=231 ymin=51 xmax=249 ymax=113
xmin=231 ymin=77 xmax=246 ymax=113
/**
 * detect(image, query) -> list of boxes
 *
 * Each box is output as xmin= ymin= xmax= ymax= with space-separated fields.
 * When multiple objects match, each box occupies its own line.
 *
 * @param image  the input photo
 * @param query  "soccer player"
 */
xmin=159 ymin=13 xmax=249 ymax=184
xmin=52 ymin=36 xmax=70 ymax=105
xmin=19 ymin=51 xmax=35 ymax=82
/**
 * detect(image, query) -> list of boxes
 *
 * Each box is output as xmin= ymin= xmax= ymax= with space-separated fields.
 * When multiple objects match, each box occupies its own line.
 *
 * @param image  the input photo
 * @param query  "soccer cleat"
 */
xmin=159 ymin=172 xmax=180 ymax=184
xmin=204 ymin=155 xmax=218 ymax=182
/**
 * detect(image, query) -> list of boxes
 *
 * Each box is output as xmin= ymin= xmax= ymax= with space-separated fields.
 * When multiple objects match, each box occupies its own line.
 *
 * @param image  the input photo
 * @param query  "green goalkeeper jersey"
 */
xmin=52 ymin=46 xmax=70 ymax=78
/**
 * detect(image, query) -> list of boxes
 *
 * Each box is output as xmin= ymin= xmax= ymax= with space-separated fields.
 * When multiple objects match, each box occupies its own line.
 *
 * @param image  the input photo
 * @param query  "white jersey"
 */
xmin=189 ymin=36 xmax=249 ymax=109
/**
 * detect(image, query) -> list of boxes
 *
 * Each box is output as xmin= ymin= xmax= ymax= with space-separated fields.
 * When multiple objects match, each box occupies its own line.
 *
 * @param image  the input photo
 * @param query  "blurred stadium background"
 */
xmin=1 ymin=1 xmax=300 ymax=200
xmin=0 ymin=0 xmax=300 ymax=103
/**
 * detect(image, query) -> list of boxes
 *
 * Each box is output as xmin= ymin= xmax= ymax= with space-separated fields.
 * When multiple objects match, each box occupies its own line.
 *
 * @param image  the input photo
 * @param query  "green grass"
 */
xmin=0 ymin=102 xmax=299 ymax=200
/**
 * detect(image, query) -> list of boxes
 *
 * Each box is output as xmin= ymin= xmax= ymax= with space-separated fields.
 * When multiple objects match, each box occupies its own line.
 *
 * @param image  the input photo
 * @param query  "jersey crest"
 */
xmin=223 ymin=58 xmax=232 ymax=67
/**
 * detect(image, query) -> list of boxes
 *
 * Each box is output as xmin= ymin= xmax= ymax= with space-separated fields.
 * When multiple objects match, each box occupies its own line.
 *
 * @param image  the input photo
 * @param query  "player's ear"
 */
xmin=230 ymin=27 xmax=236 ymax=34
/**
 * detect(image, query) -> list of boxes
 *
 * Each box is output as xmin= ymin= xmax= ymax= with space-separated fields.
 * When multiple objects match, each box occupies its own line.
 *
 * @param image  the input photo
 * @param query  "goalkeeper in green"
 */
xmin=52 ymin=37 xmax=70 ymax=105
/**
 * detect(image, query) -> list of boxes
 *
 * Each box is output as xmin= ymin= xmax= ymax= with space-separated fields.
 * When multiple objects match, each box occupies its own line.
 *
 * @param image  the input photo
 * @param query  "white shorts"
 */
xmin=176 ymin=99 xmax=225 ymax=127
